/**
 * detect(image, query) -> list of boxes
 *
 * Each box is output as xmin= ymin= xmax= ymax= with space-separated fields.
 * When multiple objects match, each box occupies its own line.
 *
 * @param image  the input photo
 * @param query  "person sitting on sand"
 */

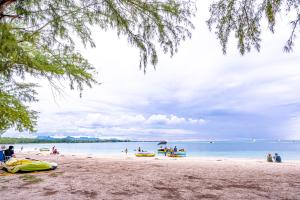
xmin=4 ymin=146 xmax=15 ymax=161
xmin=267 ymin=153 xmax=273 ymax=162
xmin=0 ymin=145 xmax=5 ymax=163
xmin=274 ymin=153 xmax=282 ymax=163
xmin=53 ymin=148 xmax=59 ymax=154
xmin=51 ymin=146 xmax=59 ymax=155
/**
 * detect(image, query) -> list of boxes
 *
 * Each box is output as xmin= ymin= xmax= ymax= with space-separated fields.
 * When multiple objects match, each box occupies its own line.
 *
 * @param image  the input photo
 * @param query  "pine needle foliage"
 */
xmin=0 ymin=0 xmax=195 ymax=135
xmin=207 ymin=0 xmax=300 ymax=55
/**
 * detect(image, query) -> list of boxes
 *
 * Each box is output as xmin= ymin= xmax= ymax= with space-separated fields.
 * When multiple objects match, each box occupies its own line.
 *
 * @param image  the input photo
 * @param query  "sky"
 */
xmin=4 ymin=1 xmax=300 ymax=140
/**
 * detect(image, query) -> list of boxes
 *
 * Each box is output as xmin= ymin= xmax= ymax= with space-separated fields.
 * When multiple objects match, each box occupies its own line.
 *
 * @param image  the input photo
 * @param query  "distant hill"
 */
xmin=0 ymin=137 xmax=131 ymax=144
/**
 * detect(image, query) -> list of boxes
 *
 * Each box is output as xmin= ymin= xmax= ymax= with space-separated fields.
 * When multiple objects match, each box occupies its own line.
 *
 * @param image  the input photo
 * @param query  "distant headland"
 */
xmin=0 ymin=136 xmax=133 ymax=144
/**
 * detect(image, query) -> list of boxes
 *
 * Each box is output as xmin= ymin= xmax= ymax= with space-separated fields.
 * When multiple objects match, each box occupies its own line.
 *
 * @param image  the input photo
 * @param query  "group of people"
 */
xmin=137 ymin=147 xmax=150 ymax=152
xmin=267 ymin=153 xmax=282 ymax=163
xmin=0 ymin=145 xmax=15 ymax=163
xmin=158 ymin=146 xmax=185 ymax=156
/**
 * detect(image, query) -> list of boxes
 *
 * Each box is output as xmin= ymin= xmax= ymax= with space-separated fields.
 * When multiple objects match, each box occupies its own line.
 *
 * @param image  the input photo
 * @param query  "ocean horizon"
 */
xmin=11 ymin=140 xmax=300 ymax=161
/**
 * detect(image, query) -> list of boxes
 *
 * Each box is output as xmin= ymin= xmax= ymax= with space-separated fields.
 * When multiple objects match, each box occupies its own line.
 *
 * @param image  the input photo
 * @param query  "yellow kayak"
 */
xmin=135 ymin=152 xmax=155 ymax=157
xmin=3 ymin=158 xmax=57 ymax=173
xmin=167 ymin=152 xmax=186 ymax=157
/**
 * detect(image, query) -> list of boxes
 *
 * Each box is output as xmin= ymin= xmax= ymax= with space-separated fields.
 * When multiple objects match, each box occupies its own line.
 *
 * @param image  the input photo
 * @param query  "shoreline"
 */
xmin=17 ymin=149 xmax=300 ymax=164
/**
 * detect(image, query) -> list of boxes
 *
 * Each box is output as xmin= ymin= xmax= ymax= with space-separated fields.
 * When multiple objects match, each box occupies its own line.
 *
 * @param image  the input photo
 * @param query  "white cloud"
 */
xmin=4 ymin=1 xmax=300 ymax=140
xmin=284 ymin=116 xmax=300 ymax=139
xmin=146 ymin=114 xmax=205 ymax=125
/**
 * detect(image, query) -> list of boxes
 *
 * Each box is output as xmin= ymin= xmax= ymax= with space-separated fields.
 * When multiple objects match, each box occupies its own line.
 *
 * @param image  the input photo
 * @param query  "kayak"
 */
xmin=167 ymin=152 xmax=187 ymax=157
xmin=39 ymin=148 xmax=50 ymax=152
xmin=3 ymin=158 xmax=57 ymax=173
xmin=135 ymin=152 xmax=155 ymax=157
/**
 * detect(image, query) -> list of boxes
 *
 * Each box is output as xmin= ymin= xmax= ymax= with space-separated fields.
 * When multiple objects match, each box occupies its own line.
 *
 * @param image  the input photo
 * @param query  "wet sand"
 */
xmin=1 ymin=153 xmax=300 ymax=200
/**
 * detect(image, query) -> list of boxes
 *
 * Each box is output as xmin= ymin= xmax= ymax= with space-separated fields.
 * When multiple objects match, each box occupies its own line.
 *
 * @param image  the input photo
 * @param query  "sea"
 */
xmin=10 ymin=140 xmax=300 ymax=161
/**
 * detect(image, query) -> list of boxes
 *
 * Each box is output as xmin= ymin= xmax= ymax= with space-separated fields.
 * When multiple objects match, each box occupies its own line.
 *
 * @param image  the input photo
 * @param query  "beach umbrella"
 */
xmin=157 ymin=141 xmax=167 ymax=145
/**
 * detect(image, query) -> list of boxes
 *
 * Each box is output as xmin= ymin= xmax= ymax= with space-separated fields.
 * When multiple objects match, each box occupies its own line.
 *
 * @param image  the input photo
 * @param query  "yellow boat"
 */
xmin=167 ymin=152 xmax=186 ymax=157
xmin=135 ymin=152 xmax=155 ymax=157
xmin=3 ymin=158 xmax=57 ymax=173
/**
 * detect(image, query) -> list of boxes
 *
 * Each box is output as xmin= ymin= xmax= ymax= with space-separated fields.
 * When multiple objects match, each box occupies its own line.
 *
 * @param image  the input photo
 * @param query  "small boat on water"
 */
xmin=3 ymin=158 xmax=57 ymax=173
xmin=135 ymin=152 xmax=155 ymax=157
xmin=39 ymin=147 xmax=50 ymax=152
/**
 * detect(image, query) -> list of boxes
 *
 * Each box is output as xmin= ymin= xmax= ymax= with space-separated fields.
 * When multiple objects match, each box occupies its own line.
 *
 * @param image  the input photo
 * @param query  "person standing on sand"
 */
xmin=174 ymin=146 xmax=178 ymax=153
xmin=170 ymin=147 xmax=174 ymax=155
xmin=125 ymin=148 xmax=128 ymax=155
xmin=138 ymin=147 xmax=141 ymax=152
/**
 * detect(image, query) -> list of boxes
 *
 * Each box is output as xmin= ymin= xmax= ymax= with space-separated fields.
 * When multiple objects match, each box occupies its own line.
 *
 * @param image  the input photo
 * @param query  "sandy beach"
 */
xmin=1 ymin=152 xmax=300 ymax=200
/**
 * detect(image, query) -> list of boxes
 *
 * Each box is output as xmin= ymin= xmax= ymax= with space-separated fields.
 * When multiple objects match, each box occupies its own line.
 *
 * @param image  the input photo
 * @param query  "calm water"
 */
xmin=12 ymin=141 xmax=300 ymax=160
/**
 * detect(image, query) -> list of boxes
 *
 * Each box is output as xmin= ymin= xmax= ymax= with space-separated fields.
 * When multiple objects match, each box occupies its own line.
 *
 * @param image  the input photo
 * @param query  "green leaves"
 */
xmin=0 ymin=81 xmax=38 ymax=134
xmin=207 ymin=0 xmax=300 ymax=55
xmin=0 ymin=0 xmax=195 ymax=134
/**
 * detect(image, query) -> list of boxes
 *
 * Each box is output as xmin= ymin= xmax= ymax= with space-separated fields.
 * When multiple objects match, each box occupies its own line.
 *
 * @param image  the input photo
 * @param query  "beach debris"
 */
xmin=49 ymin=172 xmax=64 ymax=177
